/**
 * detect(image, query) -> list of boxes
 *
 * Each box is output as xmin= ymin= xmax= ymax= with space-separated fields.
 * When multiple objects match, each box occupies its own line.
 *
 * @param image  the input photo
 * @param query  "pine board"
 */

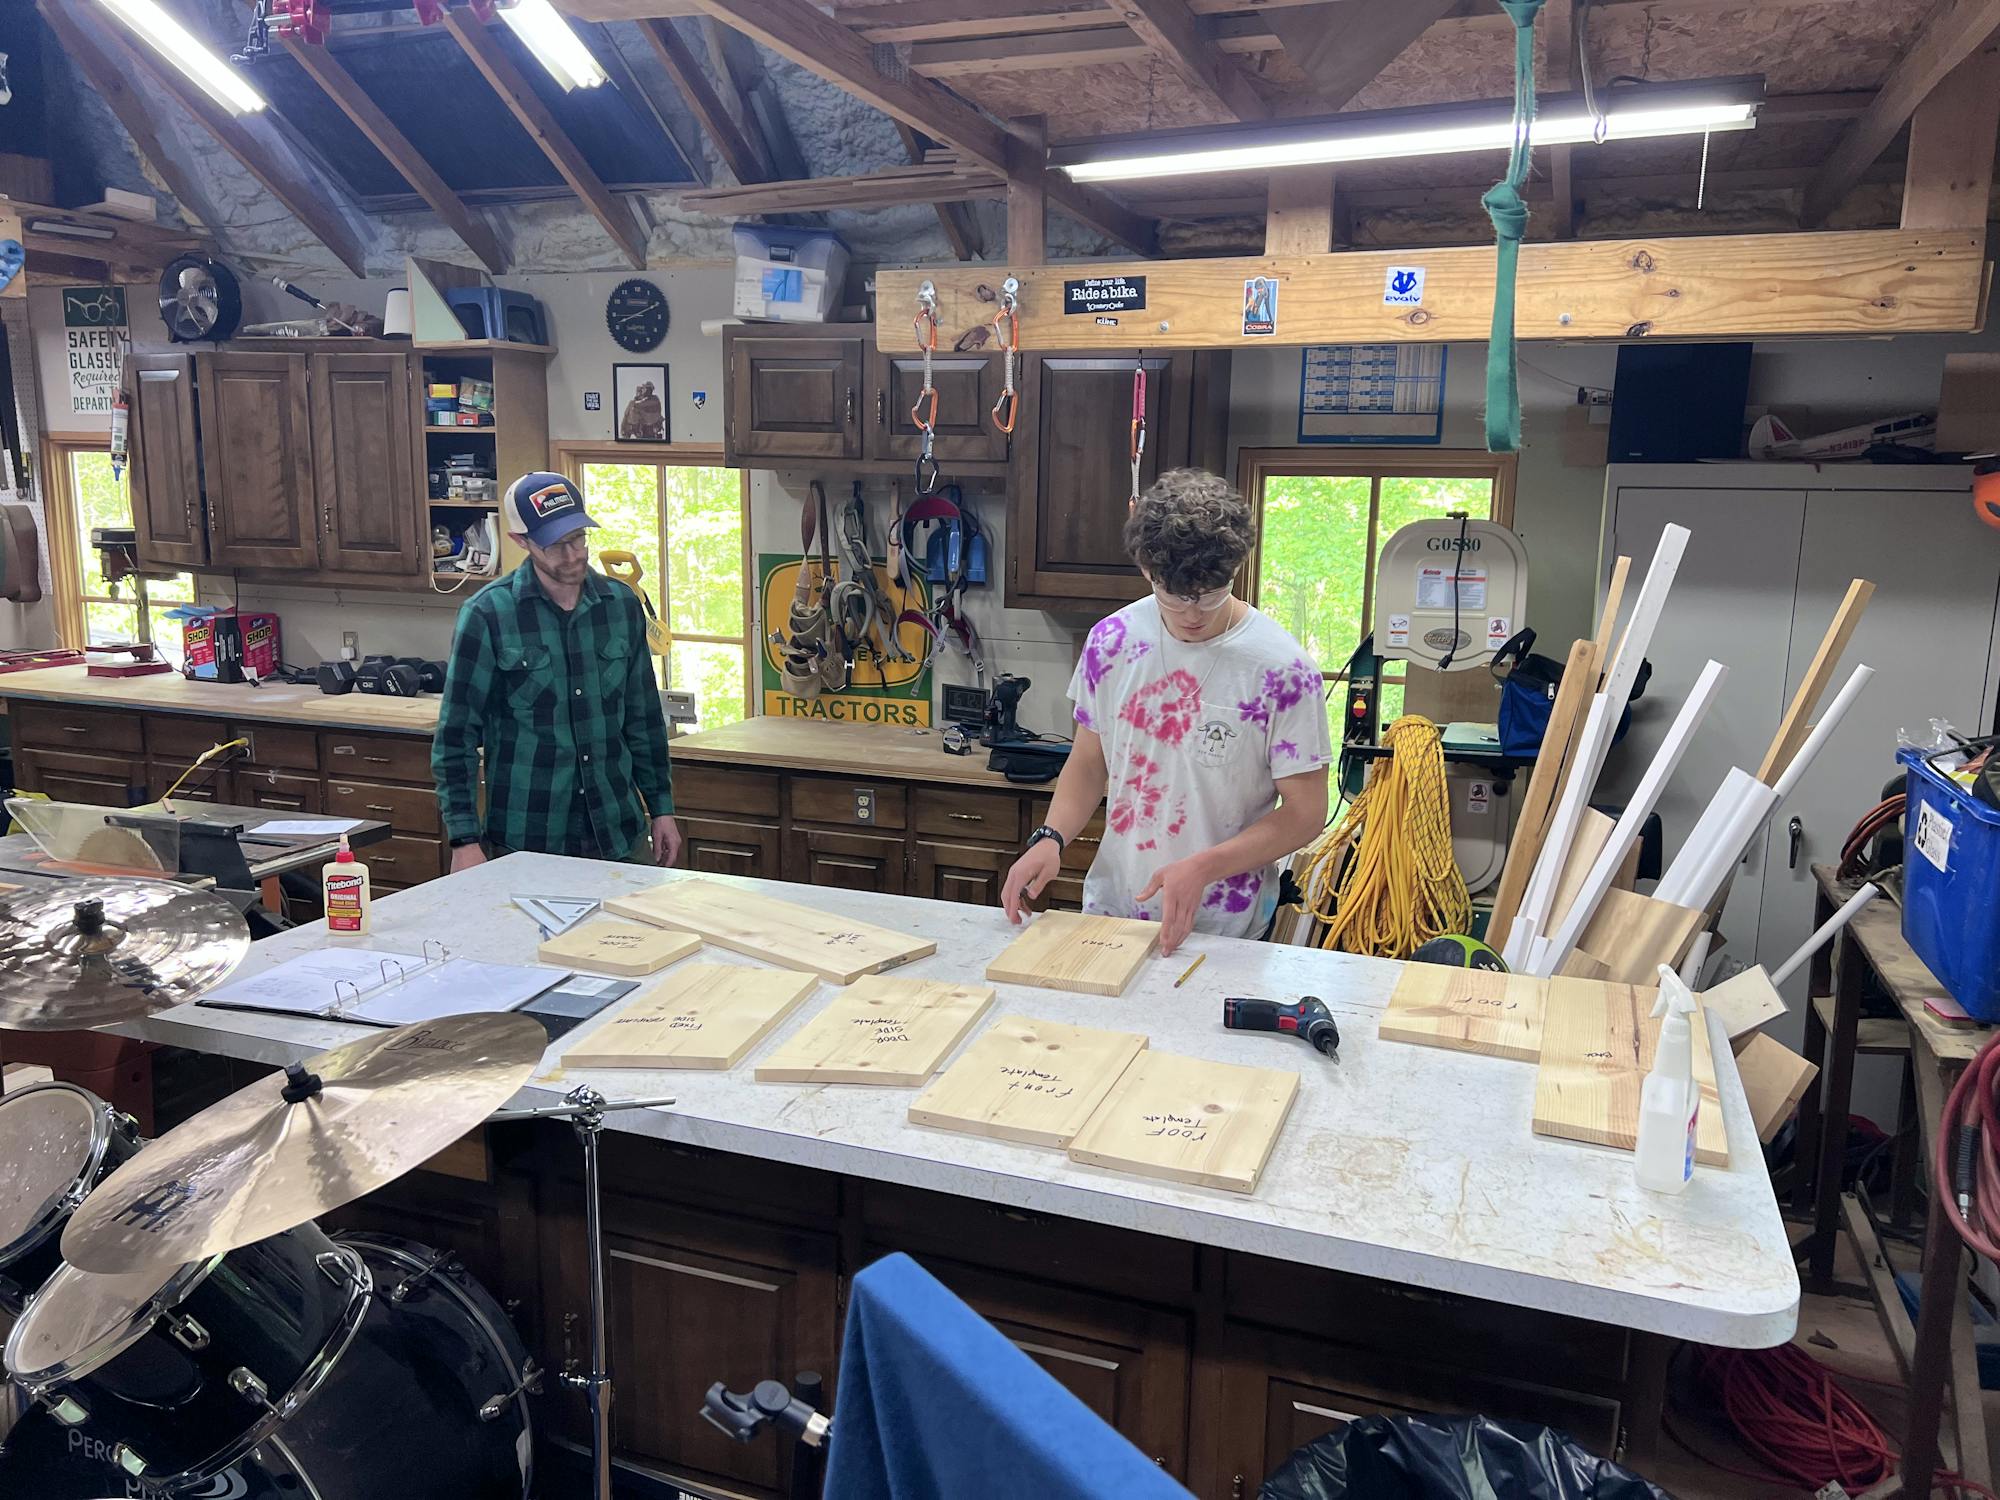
xmin=909 ymin=1016 xmax=1150 ymax=1147
xmin=1573 ymin=887 xmax=1706 ymax=984
xmin=606 ymin=879 xmax=935 ymax=984
xmin=1733 ymin=1031 xmax=1818 ymax=1144
xmin=1067 ymin=1050 xmax=1300 ymax=1194
xmin=561 ymin=963 xmax=818 ymax=1071
xmin=1701 ymin=964 xmax=1788 ymax=1041
xmin=754 ymin=977 xmax=995 ymax=1086
xmin=537 ymin=920 xmax=701 ymax=977
xmin=1532 ymin=977 xmax=1729 ymax=1167
xmin=985 ymin=912 xmax=1162 ymax=996
xmin=1378 ymin=967 xmax=1548 ymax=1063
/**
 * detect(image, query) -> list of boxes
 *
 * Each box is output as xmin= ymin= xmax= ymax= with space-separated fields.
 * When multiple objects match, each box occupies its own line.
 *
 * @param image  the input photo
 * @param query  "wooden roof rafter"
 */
xmin=1115 ymin=0 xmax=1271 ymax=121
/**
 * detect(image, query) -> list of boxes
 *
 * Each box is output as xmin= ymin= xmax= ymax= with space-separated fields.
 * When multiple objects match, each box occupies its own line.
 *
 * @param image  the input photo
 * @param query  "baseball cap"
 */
xmin=502 ymin=472 xmax=598 ymax=547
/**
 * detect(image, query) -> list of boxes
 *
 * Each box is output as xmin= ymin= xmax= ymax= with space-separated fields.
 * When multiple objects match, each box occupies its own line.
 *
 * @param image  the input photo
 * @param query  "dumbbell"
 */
xmin=317 ymin=660 xmax=356 ymax=695
xmin=353 ymin=654 xmax=395 ymax=694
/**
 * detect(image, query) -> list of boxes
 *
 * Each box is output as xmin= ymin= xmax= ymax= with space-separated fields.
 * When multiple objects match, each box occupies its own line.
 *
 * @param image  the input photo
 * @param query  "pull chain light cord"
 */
xmin=1301 ymin=716 xmax=1469 ymax=958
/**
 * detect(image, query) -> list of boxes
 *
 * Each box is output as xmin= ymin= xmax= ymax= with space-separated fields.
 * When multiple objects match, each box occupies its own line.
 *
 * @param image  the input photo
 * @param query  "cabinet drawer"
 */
xmin=145 ymin=713 xmax=231 ymax=762
xmin=790 ymin=776 xmax=906 ymax=831
xmin=14 ymin=702 xmax=145 ymax=755
xmin=357 ymin=832 xmax=445 ymax=888
xmin=1037 ymin=873 xmax=1086 ymax=912
xmin=15 ymin=749 xmax=145 ymax=806
xmin=672 ymin=764 xmax=781 ymax=818
xmin=325 ymin=777 xmax=441 ymax=835
xmin=322 ymin=729 xmax=432 ymax=783
xmin=238 ymin=724 xmax=320 ymax=771
xmin=147 ymin=760 xmax=227 ymax=803
xmin=681 ymin=815 xmax=781 ymax=881
xmin=910 ymin=787 xmax=1022 ymax=843
xmin=1030 ymin=802 xmax=1106 ymax=872
xmin=234 ymin=769 xmax=323 ymax=815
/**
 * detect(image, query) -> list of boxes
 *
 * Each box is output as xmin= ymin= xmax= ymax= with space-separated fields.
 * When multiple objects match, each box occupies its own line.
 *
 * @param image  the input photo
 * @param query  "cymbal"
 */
xmin=0 ymin=879 xmax=249 ymax=1030
xmin=61 ymin=1013 xmax=547 ymax=1276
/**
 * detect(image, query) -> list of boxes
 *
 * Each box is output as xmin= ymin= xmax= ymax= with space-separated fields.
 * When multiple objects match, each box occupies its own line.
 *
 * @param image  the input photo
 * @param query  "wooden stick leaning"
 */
xmin=1507 ymin=693 xmax=1615 ymax=971
xmin=1593 ymin=554 xmax=1632 ymax=668
xmin=1485 ymin=638 xmax=1598 ymax=951
xmin=1756 ymin=578 xmax=1875 ymax=784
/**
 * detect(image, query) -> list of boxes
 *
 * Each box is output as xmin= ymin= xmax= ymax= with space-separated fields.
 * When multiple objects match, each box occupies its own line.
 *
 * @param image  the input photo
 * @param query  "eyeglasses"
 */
xmin=538 ymin=532 xmax=590 ymax=557
xmin=1151 ymin=582 xmax=1232 ymax=612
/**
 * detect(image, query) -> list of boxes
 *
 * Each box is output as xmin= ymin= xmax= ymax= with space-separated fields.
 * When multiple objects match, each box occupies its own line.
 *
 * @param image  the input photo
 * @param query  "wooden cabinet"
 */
xmin=1008 ymin=350 xmax=1230 ymax=612
xmin=681 ymin=815 xmax=781 ymax=880
xmin=672 ymin=766 xmax=784 ymax=880
xmin=912 ymin=838 xmax=1011 ymax=905
xmin=783 ymin=825 xmax=905 ymax=893
xmin=233 ymin=768 xmax=322 ymax=815
xmin=872 ymin=348 xmax=1010 ymax=464
xmin=196 ymin=350 xmax=317 ymax=570
xmin=126 ymin=353 xmax=207 ymax=569
xmin=15 ymin=748 xmax=143 ymax=806
xmin=727 ymin=335 xmax=866 ymax=462
xmin=309 ymin=352 xmax=421 ymax=576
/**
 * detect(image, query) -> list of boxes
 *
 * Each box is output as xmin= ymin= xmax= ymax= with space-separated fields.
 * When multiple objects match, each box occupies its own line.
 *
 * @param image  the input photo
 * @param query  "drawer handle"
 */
xmin=1073 ymin=835 xmax=1101 ymax=848
xmin=363 ymin=756 xmax=391 ymax=765
xmin=333 ymin=745 xmax=355 ymax=755
xmin=375 ymin=855 xmax=398 ymax=865
xmin=261 ymin=796 xmax=304 ymax=809
xmin=947 ymin=812 xmax=985 ymax=823
xmin=364 ymin=804 xmax=395 ymax=814
xmin=62 ymin=725 xmax=89 ymax=734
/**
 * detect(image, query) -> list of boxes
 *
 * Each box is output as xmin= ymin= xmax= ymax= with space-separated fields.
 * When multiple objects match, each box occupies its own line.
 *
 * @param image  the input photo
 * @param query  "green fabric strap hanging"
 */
xmin=1482 ymin=0 xmax=1545 ymax=454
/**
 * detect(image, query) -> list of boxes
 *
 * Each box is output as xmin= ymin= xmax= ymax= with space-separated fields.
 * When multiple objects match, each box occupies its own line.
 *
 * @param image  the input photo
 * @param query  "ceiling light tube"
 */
xmin=499 ymin=0 xmax=608 ymax=90
xmin=1055 ymin=79 xmax=1763 ymax=184
xmin=93 ymin=0 xmax=266 ymax=114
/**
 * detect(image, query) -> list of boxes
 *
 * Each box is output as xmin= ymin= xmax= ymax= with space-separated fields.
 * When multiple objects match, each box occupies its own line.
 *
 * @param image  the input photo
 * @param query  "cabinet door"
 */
xmin=146 ymin=760 xmax=226 ymax=804
xmin=125 ymin=353 xmax=208 ymax=568
xmin=233 ymin=767 xmax=323 ymax=816
xmin=310 ymin=352 xmax=420 ymax=576
xmin=196 ymin=351 xmax=317 ymax=570
xmin=682 ymin=814 xmax=781 ymax=880
xmin=911 ymin=838 xmax=1010 ymax=906
xmin=726 ymin=336 xmax=865 ymax=461
xmin=1009 ymin=351 xmax=1193 ymax=609
xmin=871 ymin=349 xmax=1009 ymax=463
xmin=15 ymin=749 xmax=144 ymax=807
xmin=782 ymin=826 xmax=904 ymax=892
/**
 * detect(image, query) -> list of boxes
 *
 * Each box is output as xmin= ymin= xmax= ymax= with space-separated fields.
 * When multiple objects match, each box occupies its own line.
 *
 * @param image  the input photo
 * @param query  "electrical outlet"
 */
xmin=660 ymin=690 xmax=697 ymax=725
xmin=341 ymin=631 xmax=359 ymax=661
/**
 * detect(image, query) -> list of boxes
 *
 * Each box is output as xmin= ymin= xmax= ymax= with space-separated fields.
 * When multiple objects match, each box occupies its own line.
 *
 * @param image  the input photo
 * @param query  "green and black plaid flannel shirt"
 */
xmin=432 ymin=560 xmax=673 ymax=857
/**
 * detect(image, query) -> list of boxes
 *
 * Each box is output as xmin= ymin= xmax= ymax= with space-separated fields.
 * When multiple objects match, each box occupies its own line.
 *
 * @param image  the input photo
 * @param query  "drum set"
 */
xmin=0 ymin=879 xmax=552 ymax=1498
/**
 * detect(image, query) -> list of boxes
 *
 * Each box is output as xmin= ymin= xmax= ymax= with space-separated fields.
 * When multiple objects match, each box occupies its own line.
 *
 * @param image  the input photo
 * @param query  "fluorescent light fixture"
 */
xmin=499 ymin=0 xmax=608 ymax=90
xmin=1054 ymin=78 xmax=1763 ymax=184
xmin=93 ymin=0 xmax=265 ymax=114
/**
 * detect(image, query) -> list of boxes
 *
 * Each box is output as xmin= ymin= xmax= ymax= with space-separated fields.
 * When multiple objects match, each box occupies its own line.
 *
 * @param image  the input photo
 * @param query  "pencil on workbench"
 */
xmin=1174 ymin=954 xmax=1206 ymax=988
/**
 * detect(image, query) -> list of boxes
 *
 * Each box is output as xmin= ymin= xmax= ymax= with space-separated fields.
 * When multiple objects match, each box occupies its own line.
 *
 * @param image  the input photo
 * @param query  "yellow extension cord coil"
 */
xmin=1301 ymin=715 xmax=1470 ymax=959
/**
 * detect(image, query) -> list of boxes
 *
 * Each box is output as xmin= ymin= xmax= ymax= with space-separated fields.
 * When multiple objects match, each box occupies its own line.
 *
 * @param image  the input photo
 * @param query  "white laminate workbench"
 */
xmin=121 ymin=854 xmax=1800 ymax=1350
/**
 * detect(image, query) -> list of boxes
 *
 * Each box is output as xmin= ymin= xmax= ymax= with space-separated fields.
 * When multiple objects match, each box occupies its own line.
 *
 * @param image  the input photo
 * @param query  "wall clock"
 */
xmin=606 ymin=278 xmax=669 ymax=354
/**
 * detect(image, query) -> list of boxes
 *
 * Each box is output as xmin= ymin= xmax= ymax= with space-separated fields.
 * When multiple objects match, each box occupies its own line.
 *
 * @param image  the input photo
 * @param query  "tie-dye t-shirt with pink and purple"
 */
xmin=1066 ymin=598 xmax=1333 ymax=939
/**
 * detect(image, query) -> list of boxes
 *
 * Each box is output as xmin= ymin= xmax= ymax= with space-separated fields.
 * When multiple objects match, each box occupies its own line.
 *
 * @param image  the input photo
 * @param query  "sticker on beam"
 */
xmin=1063 ymin=275 xmax=1145 ymax=314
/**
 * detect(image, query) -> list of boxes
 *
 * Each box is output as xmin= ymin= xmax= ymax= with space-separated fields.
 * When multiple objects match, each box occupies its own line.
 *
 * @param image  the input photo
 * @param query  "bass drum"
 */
xmin=0 ymin=1082 xmax=143 ymax=1313
xmin=0 ymin=1400 xmax=308 ymax=1498
xmin=291 ymin=1233 xmax=538 ymax=1500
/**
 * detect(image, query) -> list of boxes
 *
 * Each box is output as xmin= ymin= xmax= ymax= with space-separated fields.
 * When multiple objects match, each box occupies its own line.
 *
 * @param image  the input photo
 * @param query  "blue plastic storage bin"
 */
xmin=1900 ymin=747 xmax=2000 ymax=1021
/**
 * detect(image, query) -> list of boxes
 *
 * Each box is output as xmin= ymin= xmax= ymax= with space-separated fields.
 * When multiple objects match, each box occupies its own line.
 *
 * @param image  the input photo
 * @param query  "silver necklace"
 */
xmin=1157 ymin=597 xmax=1242 ymax=705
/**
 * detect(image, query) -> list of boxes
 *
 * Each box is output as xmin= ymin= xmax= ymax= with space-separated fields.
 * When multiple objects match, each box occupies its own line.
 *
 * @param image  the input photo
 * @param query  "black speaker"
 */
xmin=1607 ymin=343 xmax=1753 ymax=463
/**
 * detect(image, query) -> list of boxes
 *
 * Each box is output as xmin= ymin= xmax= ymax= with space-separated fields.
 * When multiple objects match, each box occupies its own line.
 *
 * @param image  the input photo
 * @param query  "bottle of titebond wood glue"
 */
xmin=322 ymin=835 xmax=372 ymax=935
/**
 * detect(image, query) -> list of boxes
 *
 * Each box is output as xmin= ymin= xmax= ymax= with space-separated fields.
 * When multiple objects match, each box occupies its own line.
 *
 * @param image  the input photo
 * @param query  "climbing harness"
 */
xmin=912 ymin=280 xmax=941 ymax=495
xmin=1129 ymin=361 xmax=1148 ymax=506
xmin=896 ymin=485 xmax=989 ymax=690
xmin=990 ymin=276 xmax=1020 ymax=437
xmin=775 ymin=481 xmax=836 ymax=696
xmin=1479 ymin=0 xmax=1546 ymax=454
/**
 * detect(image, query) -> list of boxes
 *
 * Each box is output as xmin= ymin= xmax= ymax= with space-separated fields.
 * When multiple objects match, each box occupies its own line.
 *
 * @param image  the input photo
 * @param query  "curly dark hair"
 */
xmin=1122 ymin=468 xmax=1255 ymax=596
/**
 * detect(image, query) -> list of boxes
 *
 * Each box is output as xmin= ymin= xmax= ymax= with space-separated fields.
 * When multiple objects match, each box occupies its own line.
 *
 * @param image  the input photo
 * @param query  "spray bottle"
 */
xmin=1634 ymin=962 xmax=1699 ymax=1194
xmin=321 ymin=835 xmax=372 ymax=936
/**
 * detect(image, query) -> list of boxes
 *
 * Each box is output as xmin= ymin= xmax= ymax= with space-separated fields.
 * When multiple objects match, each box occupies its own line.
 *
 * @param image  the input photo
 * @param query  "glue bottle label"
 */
xmin=325 ymin=871 xmax=367 ymax=933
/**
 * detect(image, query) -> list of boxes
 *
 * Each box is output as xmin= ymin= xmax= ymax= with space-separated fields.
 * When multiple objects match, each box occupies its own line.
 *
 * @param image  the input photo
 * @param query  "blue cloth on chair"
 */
xmin=823 ymin=1252 xmax=1192 ymax=1500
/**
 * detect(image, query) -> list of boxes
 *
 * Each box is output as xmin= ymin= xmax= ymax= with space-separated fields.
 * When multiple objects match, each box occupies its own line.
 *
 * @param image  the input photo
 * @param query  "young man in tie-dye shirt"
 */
xmin=1002 ymin=470 xmax=1332 ymax=954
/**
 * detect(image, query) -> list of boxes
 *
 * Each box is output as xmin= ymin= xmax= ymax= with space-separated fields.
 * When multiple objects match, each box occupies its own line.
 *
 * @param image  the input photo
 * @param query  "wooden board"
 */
xmin=985 ymin=911 xmax=1161 ymax=996
xmin=1733 ymin=1031 xmax=1819 ymax=1144
xmin=561 ymin=963 xmax=818 ymax=1071
xmin=537 ymin=920 xmax=700 ymax=977
xmin=1486 ymin=639 xmax=1598 ymax=950
xmin=754 ymin=976 xmax=995 ymax=1086
xmin=1532 ymin=977 xmax=1728 ymax=1167
xmin=607 ymin=879 xmax=935 ymax=984
xmin=1548 ymin=807 xmax=1616 ymax=933
xmin=1378 ymin=966 xmax=1548 ymax=1063
xmin=909 ymin=1015 xmax=1149 ymax=1147
xmin=1573 ymin=888 xmax=1706 ymax=985
xmin=1756 ymin=578 xmax=1876 ymax=784
xmin=1700 ymin=964 xmax=1788 ymax=1041
xmin=876 ymin=231 xmax=1988 ymax=353
xmin=1068 ymin=1049 xmax=1300 ymax=1194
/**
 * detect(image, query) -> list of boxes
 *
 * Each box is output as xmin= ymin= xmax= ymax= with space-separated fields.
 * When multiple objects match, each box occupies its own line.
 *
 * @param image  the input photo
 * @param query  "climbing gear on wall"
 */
xmin=1480 ymin=0 xmax=1546 ymax=455
xmin=912 ymin=281 xmax=941 ymax=495
xmin=1129 ymin=362 xmax=1148 ymax=507
xmin=897 ymin=485 xmax=988 ymax=687
xmin=774 ymin=481 xmax=836 ymax=696
xmin=991 ymin=277 xmax=1020 ymax=436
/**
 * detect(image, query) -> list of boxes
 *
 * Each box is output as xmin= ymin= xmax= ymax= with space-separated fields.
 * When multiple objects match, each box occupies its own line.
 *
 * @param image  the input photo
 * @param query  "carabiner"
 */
xmin=909 ymin=386 xmax=939 ymax=433
xmin=991 ymin=388 xmax=1018 ymax=436
xmin=915 ymin=452 xmax=940 ymax=495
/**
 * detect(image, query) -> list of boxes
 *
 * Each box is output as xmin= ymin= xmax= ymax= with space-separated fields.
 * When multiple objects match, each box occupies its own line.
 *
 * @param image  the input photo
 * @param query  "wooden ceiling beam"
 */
xmin=1114 ymin=0 xmax=1270 ymax=121
xmin=1801 ymin=0 xmax=2000 ymax=225
xmin=1537 ymin=0 xmax=1582 ymax=238
xmin=1900 ymin=28 xmax=2000 ymax=229
xmin=1241 ymin=0 xmax=1459 ymax=113
xmin=1264 ymin=167 xmax=1333 ymax=253
xmin=686 ymin=0 xmax=1155 ymax=252
xmin=895 ymin=122 xmax=983 ymax=259
xmin=681 ymin=164 xmax=1004 ymax=214
xmin=1007 ymin=114 xmax=1049 ymax=264
xmin=77 ymin=3 xmax=371 ymax=274
xmin=637 ymin=18 xmax=773 ymax=184
xmin=278 ymin=35 xmax=508 ymax=273
xmin=441 ymin=10 xmax=648 ymax=267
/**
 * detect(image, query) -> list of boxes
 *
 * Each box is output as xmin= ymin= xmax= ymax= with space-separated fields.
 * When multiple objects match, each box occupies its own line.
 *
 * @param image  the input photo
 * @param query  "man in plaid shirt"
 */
xmin=433 ymin=472 xmax=680 ymax=872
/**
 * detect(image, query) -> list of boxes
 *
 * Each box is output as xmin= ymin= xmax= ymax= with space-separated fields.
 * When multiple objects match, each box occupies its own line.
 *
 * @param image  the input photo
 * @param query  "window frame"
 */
xmin=39 ymin=433 xmax=195 ymax=652
xmin=553 ymin=441 xmax=755 ymax=720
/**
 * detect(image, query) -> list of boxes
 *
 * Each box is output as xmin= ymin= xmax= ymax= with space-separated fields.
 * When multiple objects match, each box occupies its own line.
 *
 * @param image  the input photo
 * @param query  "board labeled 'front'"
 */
xmin=754 ymin=977 xmax=995 ymax=1086
xmin=562 ymin=963 xmax=818 ymax=1071
xmin=910 ymin=1016 xmax=1149 ymax=1147
xmin=985 ymin=912 xmax=1161 ymax=996
xmin=1067 ymin=1049 xmax=1299 ymax=1194
xmin=608 ymin=879 xmax=935 ymax=984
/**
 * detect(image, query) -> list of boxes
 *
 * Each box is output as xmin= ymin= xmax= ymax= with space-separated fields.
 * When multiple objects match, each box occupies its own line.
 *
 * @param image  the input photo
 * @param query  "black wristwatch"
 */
xmin=1025 ymin=824 xmax=1066 ymax=855
xmin=450 ymin=835 xmax=482 ymax=849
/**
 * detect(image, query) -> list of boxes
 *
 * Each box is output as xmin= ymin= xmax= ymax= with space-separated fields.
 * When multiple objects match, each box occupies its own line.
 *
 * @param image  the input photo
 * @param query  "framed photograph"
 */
xmin=613 ymin=362 xmax=669 ymax=443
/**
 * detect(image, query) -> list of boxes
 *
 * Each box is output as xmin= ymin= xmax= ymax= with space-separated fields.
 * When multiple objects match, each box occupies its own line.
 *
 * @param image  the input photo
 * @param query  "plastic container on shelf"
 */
xmin=1899 ymin=746 xmax=2000 ymax=1021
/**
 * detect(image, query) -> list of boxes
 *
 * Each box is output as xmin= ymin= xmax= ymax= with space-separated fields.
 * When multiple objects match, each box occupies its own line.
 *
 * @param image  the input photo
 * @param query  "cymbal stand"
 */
xmin=490 ymin=1086 xmax=677 ymax=1500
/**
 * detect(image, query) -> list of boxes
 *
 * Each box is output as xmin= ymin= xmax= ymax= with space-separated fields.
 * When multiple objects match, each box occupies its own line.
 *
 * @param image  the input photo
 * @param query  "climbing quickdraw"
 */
xmin=912 ymin=280 xmax=941 ymax=494
xmin=1129 ymin=361 xmax=1148 ymax=506
xmin=990 ymin=276 xmax=1020 ymax=436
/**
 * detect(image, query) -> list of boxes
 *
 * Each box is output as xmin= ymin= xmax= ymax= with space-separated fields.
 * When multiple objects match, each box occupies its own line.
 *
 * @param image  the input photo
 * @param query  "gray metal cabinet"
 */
xmin=1600 ymin=465 xmax=2000 ymax=1057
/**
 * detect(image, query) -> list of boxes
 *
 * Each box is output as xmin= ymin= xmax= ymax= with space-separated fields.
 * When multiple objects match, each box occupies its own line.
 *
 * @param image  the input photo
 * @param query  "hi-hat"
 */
xmin=61 ymin=1013 xmax=547 ymax=1275
xmin=0 ymin=879 xmax=249 ymax=1030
